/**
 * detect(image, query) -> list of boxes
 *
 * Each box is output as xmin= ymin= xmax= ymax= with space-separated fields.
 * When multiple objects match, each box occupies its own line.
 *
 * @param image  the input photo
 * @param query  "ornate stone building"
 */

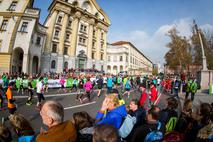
xmin=41 ymin=0 xmax=110 ymax=73
xmin=107 ymin=41 xmax=153 ymax=75
xmin=0 ymin=0 xmax=46 ymax=74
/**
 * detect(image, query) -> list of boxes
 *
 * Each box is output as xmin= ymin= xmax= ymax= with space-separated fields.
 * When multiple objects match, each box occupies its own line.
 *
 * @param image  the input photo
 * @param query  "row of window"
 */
xmin=91 ymin=52 xmax=104 ymax=60
xmin=0 ymin=19 xmax=42 ymax=46
xmin=56 ymin=14 xmax=104 ymax=38
xmin=56 ymin=15 xmax=72 ymax=28
xmin=51 ymin=60 xmax=104 ymax=70
xmin=108 ymin=55 xmax=128 ymax=62
xmin=0 ymin=19 xmax=28 ymax=32
xmin=54 ymin=29 xmax=71 ymax=42
xmin=130 ymin=56 xmax=147 ymax=66
xmin=51 ymin=43 xmax=69 ymax=55
xmin=54 ymin=14 xmax=104 ymax=45
xmin=52 ymin=43 xmax=104 ymax=60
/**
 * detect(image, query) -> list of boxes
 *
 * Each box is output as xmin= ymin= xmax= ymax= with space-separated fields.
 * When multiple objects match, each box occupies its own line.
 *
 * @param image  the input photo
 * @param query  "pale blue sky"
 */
xmin=34 ymin=0 xmax=213 ymax=63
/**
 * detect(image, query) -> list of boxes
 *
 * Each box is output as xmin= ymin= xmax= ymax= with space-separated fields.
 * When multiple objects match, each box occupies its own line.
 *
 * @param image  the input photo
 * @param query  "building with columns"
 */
xmin=41 ymin=0 xmax=110 ymax=73
xmin=0 ymin=0 xmax=46 ymax=74
xmin=107 ymin=41 xmax=153 ymax=75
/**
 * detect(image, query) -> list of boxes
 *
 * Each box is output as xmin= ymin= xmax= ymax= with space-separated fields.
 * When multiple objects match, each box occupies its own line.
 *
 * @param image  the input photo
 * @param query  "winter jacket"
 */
xmin=96 ymin=104 xmax=127 ymax=129
xmin=129 ymin=107 xmax=146 ymax=128
xmin=150 ymin=86 xmax=158 ymax=102
xmin=36 ymin=120 xmax=77 ymax=142
xmin=139 ymin=91 xmax=148 ymax=107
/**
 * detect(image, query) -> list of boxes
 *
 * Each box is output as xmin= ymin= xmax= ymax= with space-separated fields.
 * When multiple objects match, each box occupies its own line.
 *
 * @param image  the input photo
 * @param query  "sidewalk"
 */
xmin=179 ymin=91 xmax=213 ymax=112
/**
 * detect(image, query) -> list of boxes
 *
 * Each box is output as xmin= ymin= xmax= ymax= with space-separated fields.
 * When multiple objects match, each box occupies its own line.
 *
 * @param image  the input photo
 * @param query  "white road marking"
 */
xmin=13 ymin=92 xmax=81 ymax=99
xmin=64 ymin=101 xmax=96 ymax=110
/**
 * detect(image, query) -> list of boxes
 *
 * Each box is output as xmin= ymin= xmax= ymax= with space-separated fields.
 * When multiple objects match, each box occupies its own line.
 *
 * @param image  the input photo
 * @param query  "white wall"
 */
xmin=0 ymin=0 xmax=28 ymax=12
xmin=0 ymin=17 xmax=16 ymax=52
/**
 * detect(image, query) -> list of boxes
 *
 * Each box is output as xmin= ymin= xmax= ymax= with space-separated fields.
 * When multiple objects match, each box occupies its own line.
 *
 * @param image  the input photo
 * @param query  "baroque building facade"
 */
xmin=41 ymin=0 xmax=110 ymax=73
xmin=107 ymin=41 xmax=153 ymax=75
xmin=0 ymin=0 xmax=46 ymax=74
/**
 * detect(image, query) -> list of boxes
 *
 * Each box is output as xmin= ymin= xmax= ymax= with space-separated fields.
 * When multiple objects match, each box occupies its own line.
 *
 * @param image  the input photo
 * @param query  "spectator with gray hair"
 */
xmin=37 ymin=100 xmax=77 ymax=142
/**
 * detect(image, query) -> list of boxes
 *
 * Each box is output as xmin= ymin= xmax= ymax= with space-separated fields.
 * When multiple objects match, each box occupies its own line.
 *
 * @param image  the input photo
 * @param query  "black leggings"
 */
xmin=86 ymin=91 xmax=90 ymax=101
xmin=185 ymin=92 xmax=195 ymax=101
xmin=37 ymin=93 xmax=45 ymax=103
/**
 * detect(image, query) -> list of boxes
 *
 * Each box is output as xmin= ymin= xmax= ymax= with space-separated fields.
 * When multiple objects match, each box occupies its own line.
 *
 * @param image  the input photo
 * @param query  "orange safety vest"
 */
xmin=6 ymin=87 xmax=15 ymax=108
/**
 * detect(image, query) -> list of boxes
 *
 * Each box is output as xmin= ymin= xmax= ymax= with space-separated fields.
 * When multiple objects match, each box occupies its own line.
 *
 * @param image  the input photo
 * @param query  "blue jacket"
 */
xmin=18 ymin=135 xmax=35 ymax=142
xmin=96 ymin=105 xmax=127 ymax=129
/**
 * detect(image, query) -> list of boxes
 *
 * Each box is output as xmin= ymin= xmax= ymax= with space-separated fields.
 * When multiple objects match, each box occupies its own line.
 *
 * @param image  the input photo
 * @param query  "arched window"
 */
xmin=51 ymin=60 xmax=56 ymax=69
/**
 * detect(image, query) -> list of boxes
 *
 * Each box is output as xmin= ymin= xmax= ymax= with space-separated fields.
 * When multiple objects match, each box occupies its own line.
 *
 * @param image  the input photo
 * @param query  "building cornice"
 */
xmin=0 ymin=12 xmax=23 ymax=17
xmin=0 ymin=53 xmax=12 ymax=55
xmin=89 ymin=0 xmax=110 ymax=25
xmin=46 ymin=0 xmax=110 ymax=27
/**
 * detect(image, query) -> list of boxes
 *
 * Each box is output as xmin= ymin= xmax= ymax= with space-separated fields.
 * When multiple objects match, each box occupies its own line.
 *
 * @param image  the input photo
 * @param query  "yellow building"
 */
xmin=0 ymin=0 xmax=46 ymax=74
xmin=41 ymin=0 xmax=110 ymax=73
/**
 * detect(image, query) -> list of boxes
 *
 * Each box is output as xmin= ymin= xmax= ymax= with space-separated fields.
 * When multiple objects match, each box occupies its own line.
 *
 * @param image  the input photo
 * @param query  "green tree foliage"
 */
xmin=152 ymin=68 xmax=158 ymax=76
xmin=165 ymin=24 xmax=213 ymax=71
xmin=164 ymin=28 xmax=192 ymax=72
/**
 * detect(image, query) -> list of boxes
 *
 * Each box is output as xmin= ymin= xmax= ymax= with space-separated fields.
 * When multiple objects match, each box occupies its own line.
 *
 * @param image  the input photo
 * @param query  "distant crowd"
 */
xmin=0 ymin=72 xmax=212 ymax=142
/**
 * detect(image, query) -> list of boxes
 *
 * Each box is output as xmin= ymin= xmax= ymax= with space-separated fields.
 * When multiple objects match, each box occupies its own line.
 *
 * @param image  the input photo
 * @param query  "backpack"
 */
xmin=118 ymin=114 xmax=136 ymax=138
xmin=144 ymin=121 xmax=163 ymax=142
xmin=166 ymin=117 xmax=178 ymax=133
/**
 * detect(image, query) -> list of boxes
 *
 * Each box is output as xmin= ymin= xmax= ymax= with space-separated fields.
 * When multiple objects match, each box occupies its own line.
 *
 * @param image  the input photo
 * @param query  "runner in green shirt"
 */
xmin=16 ymin=77 xmax=21 ymax=93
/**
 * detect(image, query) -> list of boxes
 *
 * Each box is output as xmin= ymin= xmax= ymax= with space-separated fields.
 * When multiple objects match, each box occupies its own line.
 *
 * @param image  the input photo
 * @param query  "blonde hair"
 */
xmin=106 ymin=94 xmax=120 ymax=107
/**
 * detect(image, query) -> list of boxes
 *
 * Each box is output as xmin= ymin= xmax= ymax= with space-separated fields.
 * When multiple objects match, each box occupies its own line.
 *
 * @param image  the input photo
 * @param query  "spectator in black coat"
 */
xmin=130 ymin=106 xmax=164 ymax=142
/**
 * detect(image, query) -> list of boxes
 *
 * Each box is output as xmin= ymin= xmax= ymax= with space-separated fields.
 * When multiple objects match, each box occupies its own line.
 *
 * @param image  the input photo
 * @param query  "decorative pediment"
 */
xmin=79 ymin=0 xmax=110 ymax=25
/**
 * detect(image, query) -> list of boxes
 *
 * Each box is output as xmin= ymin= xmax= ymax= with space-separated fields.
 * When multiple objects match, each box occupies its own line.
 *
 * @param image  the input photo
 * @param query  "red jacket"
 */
xmin=150 ymin=86 xmax=158 ymax=102
xmin=139 ymin=91 xmax=147 ymax=107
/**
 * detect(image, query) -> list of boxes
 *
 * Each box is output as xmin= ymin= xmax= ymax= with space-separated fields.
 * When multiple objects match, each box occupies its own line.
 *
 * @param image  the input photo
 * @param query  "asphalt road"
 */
xmin=0 ymin=86 xmax=172 ymax=134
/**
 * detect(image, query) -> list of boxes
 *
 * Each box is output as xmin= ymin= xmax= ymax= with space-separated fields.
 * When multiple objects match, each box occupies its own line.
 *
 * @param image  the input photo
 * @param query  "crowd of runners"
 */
xmin=0 ymin=72 xmax=212 ymax=142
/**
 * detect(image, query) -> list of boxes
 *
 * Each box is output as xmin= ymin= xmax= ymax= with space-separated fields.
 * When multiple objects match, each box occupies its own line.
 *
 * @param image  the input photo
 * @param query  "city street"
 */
xmin=0 ymin=87 xmax=169 ymax=134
